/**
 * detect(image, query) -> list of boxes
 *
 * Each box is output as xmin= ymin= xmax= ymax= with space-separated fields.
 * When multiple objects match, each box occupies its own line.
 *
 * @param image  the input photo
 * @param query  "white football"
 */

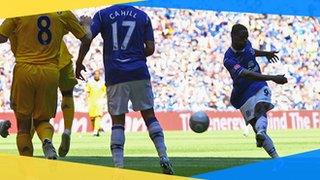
xmin=189 ymin=111 xmax=210 ymax=133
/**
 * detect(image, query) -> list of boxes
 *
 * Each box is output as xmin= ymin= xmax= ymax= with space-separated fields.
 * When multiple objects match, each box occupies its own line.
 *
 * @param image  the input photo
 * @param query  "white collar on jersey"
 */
xmin=231 ymin=46 xmax=245 ymax=53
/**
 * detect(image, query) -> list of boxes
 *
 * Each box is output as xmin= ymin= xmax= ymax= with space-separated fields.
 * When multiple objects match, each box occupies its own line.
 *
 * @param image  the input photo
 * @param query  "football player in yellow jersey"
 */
xmin=85 ymin=70 xmax=106 ymax=136
xmin=0 ymin=11 xmax=91 ymax=159
xmin=57 ymin=41 xmax=77 ymax=157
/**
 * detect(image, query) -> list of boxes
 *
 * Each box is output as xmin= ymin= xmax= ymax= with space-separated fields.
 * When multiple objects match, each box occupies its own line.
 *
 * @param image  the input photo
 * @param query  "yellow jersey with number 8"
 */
xmin=0 ymin=11 xmax=86 ymax=65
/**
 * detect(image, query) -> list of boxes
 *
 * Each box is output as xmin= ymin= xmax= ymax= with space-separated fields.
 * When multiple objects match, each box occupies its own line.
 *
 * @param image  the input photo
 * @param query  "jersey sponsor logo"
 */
xmin=233 ymin=64 xmax=241 ymax=70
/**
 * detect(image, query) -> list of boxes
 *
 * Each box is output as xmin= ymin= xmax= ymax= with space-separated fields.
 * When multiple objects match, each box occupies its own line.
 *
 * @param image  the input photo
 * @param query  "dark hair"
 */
xmin=231 ymin=24 xmax=248 ymax=36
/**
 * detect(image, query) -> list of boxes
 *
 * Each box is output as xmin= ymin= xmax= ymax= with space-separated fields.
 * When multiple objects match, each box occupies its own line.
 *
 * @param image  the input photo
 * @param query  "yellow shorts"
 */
xmin=10 ymin=63 xmax=59 ymax=120
xmin=59 ymin=62 xmax=77 ymax=91
xmin=88 ymin=104 xmax=104 ymax=118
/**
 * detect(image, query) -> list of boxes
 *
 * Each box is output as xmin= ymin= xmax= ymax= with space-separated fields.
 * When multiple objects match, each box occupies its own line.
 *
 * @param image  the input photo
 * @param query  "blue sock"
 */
xmin=145 ymin=117 xmax=167 ymax=158
xmin=110 ymin=125 xmax=125 ymax=167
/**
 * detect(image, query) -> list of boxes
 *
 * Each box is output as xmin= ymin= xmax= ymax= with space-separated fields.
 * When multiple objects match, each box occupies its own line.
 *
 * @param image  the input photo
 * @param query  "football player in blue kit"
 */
xmin=224 ymin=24 xmax=288 ymax=158
xmin=76 ymin=5 xmax=174 ymax=174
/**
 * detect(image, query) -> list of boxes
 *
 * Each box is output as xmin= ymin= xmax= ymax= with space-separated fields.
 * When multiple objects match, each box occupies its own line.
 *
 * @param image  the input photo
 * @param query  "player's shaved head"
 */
xmin=231 ymin=24 xmax=248 ymax=51
xmin=231 ymin=24 xmax=248 ymax=37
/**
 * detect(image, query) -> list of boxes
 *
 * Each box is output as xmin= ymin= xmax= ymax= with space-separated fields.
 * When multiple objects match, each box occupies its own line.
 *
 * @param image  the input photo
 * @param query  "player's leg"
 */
xmin=61 ymin=89 xmax=74 ymax=134
xmin=93 ymin=116 xmax=102 ymax=136
xmin=130 ymin=80 xmax=174 ymax=175
xmin=253 ymin=87 xmax=279 ymax=158
xmin=0 ymin=120 xmax=11 ymax=138
xmin=59 ymin=89 xmax=74 ymax=157
xmin=88 ymin=105 xmax=99 ymax=136
xmin=15 ymin=113 xmax=33 ymax=156
xmin=58 ymin=62 xmax=77 ymax=157
xmin=33 ymin=65 xmax=59 ymax=159
xmin=107 ymin=82 xmax=130 ymax=168
xmin=140 ymin=108 xmax=173 ymax=174
xmin=241 ymin=86 xmax=278 ymax=158
xmin=110 ymin=114 xmax=125 ymax=168
xmin=251 ymin=114 xmax=279 ymax=158
xmin=10 ymin=64 xmax=35 ymax=156
xmin=33 ymin=119 xmax=57 ymax=159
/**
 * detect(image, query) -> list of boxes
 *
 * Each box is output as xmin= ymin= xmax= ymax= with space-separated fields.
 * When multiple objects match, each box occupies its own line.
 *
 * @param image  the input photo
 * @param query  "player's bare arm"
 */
xmin=144 ymin=41 xmax=155 ymax=57
xmin=254 ymin=49 xmax=279 ymax=63
xmin=0 ymin=34 xmax=8 ymax=43
xmin=240 ymin=69 xmax=288 ymax=84
xmin=76 ymin=16 xmax=93 ymax=81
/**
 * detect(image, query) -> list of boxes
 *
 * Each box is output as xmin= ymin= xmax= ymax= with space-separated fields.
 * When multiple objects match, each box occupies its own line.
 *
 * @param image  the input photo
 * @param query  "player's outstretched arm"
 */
xmin=254 ymin=49 xmax=279 ymax=63
xmin=0 ymin=34 xmax=8 ymax=43
xmin=240 ymin=69 xmax=288 ymax=84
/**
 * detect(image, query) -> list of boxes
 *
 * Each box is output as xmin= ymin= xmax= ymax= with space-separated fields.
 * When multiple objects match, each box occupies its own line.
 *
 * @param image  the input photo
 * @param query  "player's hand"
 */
xmin=76 ymin=62 xmax=86 ymax=81
xmin=272 ymin=74 xmax=288 ymax=84
xmin=80 ymin=15 xmax=92 ymax=26
xmin=266 ymin=51 xmax=279 ymax=63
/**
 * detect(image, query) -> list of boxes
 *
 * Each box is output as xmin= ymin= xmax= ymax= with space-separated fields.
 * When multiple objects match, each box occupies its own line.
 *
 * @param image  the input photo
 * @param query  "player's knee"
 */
xmin=141 ymin=108 xmax=155 ymax=121
xmin=33 ymin=119 xmax=51 ymax=129
xmin=61 ymin=89 xmax=73 ymax=97
xmin=144 ymin=116 xmax=160 ymax=128
xmin=15 ymin=112 xmax=31 ymax=122
xmin=15 ymin=113 xmax=32 ymax=133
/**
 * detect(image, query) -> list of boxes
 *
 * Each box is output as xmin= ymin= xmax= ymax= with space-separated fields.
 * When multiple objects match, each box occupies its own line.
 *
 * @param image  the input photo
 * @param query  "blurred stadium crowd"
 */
xmin=1 ymin=7 xmax=320 ymax=112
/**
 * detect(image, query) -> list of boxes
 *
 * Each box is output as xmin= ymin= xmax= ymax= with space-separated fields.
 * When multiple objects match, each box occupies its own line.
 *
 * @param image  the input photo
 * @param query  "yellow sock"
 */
xmin=16 ymin=133 xmax=33 ymax=156
xmin=35 ymin=122 xmax=54 ymax=143
xmin=61 ymin=96 xmax=74 ymax=131
xmin=94 ymin=116 xmax=102 ymax=133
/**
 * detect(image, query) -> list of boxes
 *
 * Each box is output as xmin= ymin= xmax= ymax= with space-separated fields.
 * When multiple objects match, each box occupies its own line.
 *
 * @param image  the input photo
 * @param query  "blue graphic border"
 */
xmin=129 ymin=0 xmax=320 ymax=17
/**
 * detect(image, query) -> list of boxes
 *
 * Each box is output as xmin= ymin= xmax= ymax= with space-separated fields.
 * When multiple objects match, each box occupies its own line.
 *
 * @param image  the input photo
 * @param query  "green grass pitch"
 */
xmin=1 ymin=129 xmax=319 ymax=177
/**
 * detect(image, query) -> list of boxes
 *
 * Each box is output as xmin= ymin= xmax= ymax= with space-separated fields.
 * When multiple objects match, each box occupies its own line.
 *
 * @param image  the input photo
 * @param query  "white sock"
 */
xmin=146 ymin=118 xmax=168 ymax=158
xmin=263 ymin=134 xmax=279 ymax=158
xmin=63 ymin=129 xmax=71 ymax=136
xmin=255 ymin=115 xmax=279 ymax=158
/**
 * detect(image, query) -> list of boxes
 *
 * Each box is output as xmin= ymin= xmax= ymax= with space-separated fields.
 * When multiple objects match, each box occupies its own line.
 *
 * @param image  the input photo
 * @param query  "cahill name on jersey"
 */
xmin=223 ymin=41 xmax=267 ymax=109
xmin=90 ymin=5 xmax=154 ymax=86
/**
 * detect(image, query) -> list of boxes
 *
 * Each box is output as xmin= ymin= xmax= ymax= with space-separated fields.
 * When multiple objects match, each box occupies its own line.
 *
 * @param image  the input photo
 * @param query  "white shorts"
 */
xmin=240 ymin=86 xmax=274 ymax=124
xmin=107 ymin=80 xmax=154 ymax=115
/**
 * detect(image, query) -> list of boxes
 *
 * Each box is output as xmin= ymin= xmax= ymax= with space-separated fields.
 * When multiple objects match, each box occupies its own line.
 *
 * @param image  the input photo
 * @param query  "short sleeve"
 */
xmin=0 ymin=18 xmax=17 ymax=38
xmin=60 ymin=11 xmax=87 ymax=40
xmin=90 ymin=11 xmax=102 ymax=39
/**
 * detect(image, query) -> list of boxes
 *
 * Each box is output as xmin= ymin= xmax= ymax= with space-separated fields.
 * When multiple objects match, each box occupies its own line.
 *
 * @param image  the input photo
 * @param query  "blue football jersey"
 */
xmin=91 ymin=5 xmax=154 ymax=86
xmin=223 ymin=41 xmax=267 ymax=109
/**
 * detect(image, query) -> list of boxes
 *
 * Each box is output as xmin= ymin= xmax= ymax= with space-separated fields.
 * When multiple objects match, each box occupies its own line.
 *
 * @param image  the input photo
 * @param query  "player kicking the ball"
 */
xmin=76 ymin=5 xmax=174 ymax=174
xmin=223 ymin=24 xmax=288 ymax=158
